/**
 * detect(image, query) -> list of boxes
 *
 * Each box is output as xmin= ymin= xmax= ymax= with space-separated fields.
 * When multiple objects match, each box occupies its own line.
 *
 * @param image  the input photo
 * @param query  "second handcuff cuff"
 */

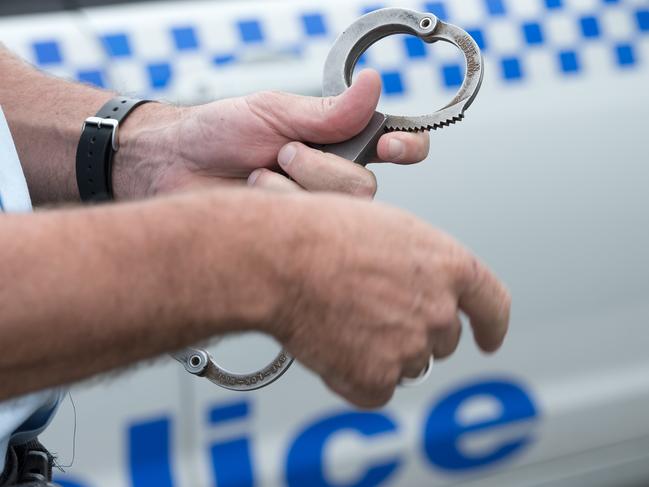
xmin=173 ymin=7 xmax=484 ymax=391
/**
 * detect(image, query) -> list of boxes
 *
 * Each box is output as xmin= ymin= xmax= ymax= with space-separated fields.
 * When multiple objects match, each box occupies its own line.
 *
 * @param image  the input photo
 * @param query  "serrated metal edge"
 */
xmin=385 ymin=113 xmax=465 ymax=132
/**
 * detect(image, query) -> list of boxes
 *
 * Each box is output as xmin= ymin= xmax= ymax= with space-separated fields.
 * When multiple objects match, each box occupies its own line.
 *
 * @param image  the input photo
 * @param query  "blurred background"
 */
xmin=2 ymin=0 xmax=648 ymax=486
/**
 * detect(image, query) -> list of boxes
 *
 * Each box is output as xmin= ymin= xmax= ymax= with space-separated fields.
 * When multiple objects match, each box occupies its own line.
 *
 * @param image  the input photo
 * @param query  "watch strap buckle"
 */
xmin=82 ymin=116 xmax=119 ymax=152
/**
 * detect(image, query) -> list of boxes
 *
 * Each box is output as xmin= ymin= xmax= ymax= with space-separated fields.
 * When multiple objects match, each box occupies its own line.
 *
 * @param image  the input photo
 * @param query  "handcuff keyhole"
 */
xmin=420 ymin=18 xmax=432 ymax=29
xmin=190 ymin=356 xmax=201 ymax=367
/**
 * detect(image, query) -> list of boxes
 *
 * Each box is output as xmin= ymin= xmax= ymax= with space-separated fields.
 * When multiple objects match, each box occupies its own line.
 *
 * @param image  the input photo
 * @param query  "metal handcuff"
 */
xmin=172 ymin=7 xmax=484 ymax=391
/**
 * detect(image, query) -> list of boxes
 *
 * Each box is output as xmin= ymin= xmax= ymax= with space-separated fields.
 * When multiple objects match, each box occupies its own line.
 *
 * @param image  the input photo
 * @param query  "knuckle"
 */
xmin=346 ymin=372 xmax=395 ymax=408
xmin=263 ymin=90 xmax=285 ymax=104
xmin=245 ymin=91 xmax=286 ymax=128
xmin=426 ymin=300 xmax=458 ymax=331
xmin=467 ymin=257 xmax=487 ymax=289
xmin=350 ymin=391 xmax=393 ymax=409
xmin=354 ymin=363 xmax=399 ymax=399
xmin=350 ymin=172 xmax=378 ymax=198
xmin=433 ymin=327 xmax=462 ymax=360
xmin=371 ymin=390 xmax=395 ymax=408
xmin=320 ymin=95 xmax=337 ymax=115
xmin=401 ymin=327 xmax=429 ymax=362
xmin=434 ymin=342 xmax=457 ymax=360
xmin=249 ymin=90 xmax=280 ymax=110
xmin=448 ymin=251 xmax=482 ymax=289
xmin=377 ymin=366 xmax=401 ymax=396
xmin=318 ymin=97 xmax=349 ymax=139
xmin=319 ymin=96 xmax=338 ymax=122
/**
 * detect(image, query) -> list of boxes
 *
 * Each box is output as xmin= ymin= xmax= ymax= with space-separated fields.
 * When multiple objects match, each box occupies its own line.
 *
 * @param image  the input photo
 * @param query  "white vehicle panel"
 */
xmin=0 ymin=0 xmax=647 ymax=485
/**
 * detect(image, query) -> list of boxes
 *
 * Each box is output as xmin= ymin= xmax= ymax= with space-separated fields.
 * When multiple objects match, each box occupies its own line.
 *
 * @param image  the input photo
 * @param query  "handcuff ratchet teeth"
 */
xmin=320 ymin=7 xmax=484 ymax=164
xmin=173 ymin=7 xmax=483 ymax=391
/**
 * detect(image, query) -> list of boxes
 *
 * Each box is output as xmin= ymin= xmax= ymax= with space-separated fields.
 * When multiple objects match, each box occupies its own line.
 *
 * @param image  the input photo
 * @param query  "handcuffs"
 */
xmin=172 ymin=7 xmax=484 ymax=391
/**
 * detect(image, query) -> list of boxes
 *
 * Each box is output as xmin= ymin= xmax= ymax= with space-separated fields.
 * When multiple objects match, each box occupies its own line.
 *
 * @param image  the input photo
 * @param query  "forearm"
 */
xmin=0 ymin=46 xmax=176 ymax=204
xmin=0 ymin=46 xmax=111 ymax=203
xmin=0 ymin=188 xmax=299 ymax=400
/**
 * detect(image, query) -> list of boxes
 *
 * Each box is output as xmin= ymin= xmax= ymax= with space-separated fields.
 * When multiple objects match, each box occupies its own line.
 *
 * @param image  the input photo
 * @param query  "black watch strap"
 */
xmin=76 ymin=97 xmax=151 ymax=202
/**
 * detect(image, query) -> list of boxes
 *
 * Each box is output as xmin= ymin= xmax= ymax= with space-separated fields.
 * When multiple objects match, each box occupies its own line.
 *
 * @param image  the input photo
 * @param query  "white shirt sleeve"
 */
xmin=0 ymin=106 xmax=32 ymax=212
xmin=0 ymin=105 xmax=62 ymax=474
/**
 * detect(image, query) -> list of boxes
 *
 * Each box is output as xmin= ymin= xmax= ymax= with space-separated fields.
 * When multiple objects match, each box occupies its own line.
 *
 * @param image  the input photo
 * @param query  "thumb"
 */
xmin=265 ymin=69 xmax=382 ymax=144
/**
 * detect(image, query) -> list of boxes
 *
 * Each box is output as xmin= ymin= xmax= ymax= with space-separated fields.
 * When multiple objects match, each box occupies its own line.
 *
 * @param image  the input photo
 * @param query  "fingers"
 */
xmin=432 ymin=316 xmax=462 ymax=360
xmin=454 ymin=254 xmax=511 ymax=353
xmin=259 ymin=69 xmax=382 ymax=144
xmin=277 ymin=142 xmax=377 ymax=198
xmin=376 ymin=131 xmax=430 ymax=164
xmin=247 ymin=168 xmax=301 ymax=193
xmin=401 ymin=353 xmax=432 ymax=380
xmin=402 ymin=310 xmax=461 ymax=379
xmin=248 ymin=140 xmax=379 ymax=198
xmin=323 ymin=371 xmax=397 ymax=409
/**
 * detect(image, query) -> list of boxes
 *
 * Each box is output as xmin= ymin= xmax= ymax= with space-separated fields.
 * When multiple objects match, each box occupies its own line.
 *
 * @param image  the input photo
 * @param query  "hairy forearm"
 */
xmin=0 ymin=188 xmax=301 ymax=400
xmin=0 ymin=46 xmax=111 ymax=203
xmin=0 ymin=46 xmax=176 ymax=205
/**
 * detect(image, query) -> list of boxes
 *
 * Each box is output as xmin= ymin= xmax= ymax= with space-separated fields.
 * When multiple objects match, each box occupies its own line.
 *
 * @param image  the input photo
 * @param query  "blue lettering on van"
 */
xmin=209 ymin=401 xmax=255 ymax=487
xmin=129 ymin=416 xmax=175 ymax=487
xmin=124 ymin=377 xmax=538 ymax=486
xmin=286 ymin=411 xmax=401 ymax=487
xmin=424 ymin=379 xmax=538 ymax=471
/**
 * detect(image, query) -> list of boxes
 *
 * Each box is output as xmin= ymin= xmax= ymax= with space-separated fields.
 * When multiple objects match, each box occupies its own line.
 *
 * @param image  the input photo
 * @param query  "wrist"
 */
xmin=188 ymin=190 xmax=314 ymax=338
xmin=112 ymin=102 xmax=186 ymax=200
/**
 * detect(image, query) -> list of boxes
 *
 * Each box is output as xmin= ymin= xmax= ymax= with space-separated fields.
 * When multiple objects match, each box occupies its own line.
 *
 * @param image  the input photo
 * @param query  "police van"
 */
xmin=1 ymin=0 xmax=648 ymax=485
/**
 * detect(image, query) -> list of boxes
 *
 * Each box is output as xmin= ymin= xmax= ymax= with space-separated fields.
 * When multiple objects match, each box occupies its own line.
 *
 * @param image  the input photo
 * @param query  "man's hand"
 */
xmin=115 ymin=70 xmax=429 ymax=199
xmin=0 ymin=48 xmax=509 ymax=408
xmin=0 ymin=47 xmax=425 ymax=203
xmin=0 ymin=187 xmax=509 ymax=404
xmin=261 ymin=193 xmax=510 ymax=408
xmin=0 ymin=46 xmax=429 ymax=205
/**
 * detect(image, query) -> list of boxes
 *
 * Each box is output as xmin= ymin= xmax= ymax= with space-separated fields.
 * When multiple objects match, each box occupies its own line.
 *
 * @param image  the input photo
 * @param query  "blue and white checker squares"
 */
xmin=12 ymin=0 xmax=649 ymax=98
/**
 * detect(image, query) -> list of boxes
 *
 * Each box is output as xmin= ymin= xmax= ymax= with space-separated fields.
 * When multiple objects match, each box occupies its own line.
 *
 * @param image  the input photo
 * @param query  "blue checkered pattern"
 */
xmin=302 ymin=13 xmax=328 ymax=37
xmin=367 ymin=0 xmax=645 ymax=93
xmin=171 ymin=27 xmax=199 ymax=51
xmin=101 ymin=33 xmax=132 ymax=57
xmin=32 ymin=40 xmax=62 ymax=65
xmin=10 ymin=0 xmax=649 ymax=97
